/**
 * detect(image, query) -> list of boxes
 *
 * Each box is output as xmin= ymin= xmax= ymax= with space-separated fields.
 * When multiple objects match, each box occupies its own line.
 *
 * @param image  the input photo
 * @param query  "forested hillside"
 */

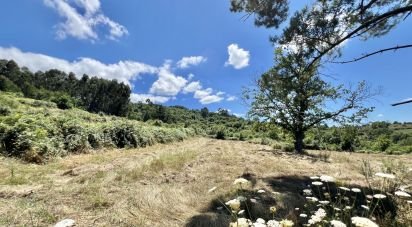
xmin=0 ymin=59 xmax=257 ymax=138
xmin=0 ymin=59 xmax=131 ymax=116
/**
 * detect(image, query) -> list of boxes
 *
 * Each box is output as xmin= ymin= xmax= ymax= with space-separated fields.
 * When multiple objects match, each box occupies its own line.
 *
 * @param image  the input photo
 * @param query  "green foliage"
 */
xmin=231 ymin=0 xmax=411 ymax=154
xmin=299 ymin=122 xmax=412 ymax=154
xmin=374 ymin=136 xmax=392 ymax=152
xmin=0 ymin=106 xmax=11 ymax=116
xmin=0 ymin=60 xmax=130 ymax=116
xmin=200 ymin=107 xmax=209 ymax=118
xmin=0 ymin=75 xmax=21 ymax=93
xmin=239 ymin=133 xmax=246 ymax=141
xmin=247 ymin=47 xmax=374 ymax=153
xmin=0 ymin=92 xmax=195 ymax=162
xmin=340 ymin=126 xmax=359 ymax=152
xmin=281 ymin=143 xmax=294 ymax=152
xmin=229 ymin=0 xmax=288 ymax=28
xmin=51 ymin=94 xmax=75 ymax=109
xmin=216 ymin=129 xmax=226 ymax=140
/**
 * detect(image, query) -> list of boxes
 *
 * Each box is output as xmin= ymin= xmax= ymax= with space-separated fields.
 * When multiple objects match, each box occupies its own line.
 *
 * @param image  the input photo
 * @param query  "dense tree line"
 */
xmin=0 ymin=59 xmax=253 ymax=138
xmin=0 ymin=59 xmax=130 ymax=116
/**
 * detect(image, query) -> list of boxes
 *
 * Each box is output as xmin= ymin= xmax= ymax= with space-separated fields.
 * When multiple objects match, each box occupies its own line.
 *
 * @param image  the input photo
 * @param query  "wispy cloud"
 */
xmin=177 ymin=56 xmax=207 ymax=69
xmin=227 ymin=95 xmax=237 ymax=101
xmin=44 ymin=0 xmax=128 ymax=41
xmin=130 ymin=93 xmax=171 ymax=104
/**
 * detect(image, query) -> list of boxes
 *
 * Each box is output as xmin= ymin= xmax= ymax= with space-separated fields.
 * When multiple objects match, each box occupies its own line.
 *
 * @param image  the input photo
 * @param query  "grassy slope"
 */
xmin=0 ymin=138 xmax=411 ymax=226
xmin=0 ymin=92 xmax=195 ymax=162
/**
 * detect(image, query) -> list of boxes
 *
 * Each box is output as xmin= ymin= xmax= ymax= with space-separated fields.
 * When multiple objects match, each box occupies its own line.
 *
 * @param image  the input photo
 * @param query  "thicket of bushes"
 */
xmin=0 ymin=92 xmax=195 ymax=163
xmin=303 ymin=123 xmax=412 ymax=154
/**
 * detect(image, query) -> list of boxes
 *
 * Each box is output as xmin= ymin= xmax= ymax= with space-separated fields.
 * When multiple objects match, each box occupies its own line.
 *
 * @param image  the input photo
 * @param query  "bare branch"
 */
xmin=330 ymin=44 xmax=412 ymax=64
xmin=392 ymin=98 xmax=412 ymax=106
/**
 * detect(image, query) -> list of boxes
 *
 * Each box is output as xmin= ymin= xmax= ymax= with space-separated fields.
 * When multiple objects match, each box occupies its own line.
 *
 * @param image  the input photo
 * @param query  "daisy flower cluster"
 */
xmin=211 ymin=166 xmax=411 ymax=227
xmin=295 ymin=174 xmax=386 ymax=226
xmin=215 ymin=178 xmax=295 ymax=227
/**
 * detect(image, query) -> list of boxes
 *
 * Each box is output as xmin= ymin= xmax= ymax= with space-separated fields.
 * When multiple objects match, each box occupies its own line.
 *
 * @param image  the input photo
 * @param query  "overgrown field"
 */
xmin=0 ymin=138 xmax=411 ymax=226
xmin=0 ymin=92 xmax=195 ymax=163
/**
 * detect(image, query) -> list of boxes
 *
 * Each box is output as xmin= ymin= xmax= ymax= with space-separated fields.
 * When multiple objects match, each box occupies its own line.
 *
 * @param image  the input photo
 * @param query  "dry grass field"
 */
xmin=0 ymin=137 xmax=411 ymax=226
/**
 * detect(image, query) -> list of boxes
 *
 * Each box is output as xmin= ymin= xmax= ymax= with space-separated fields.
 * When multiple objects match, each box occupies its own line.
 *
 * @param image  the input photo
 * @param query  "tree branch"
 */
xmin=305 ymin=5 xmax=412 ymax=71
xmin=330 ymin=44 xmax=412 ymax=64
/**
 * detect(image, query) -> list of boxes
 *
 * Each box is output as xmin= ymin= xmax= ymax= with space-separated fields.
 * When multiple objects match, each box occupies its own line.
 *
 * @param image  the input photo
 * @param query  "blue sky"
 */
xmin=0 ymin=0 xmax=411 ymax=122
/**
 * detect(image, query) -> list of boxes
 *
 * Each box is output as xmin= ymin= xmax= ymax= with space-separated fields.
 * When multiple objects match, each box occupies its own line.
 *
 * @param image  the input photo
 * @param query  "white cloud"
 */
xmin=0 ymin=47 xmax=156 ymax=85
xmin=149 ymin=61 xmax=188 ymax=96
xmin=377 ymin=114 xmax=384 ymax=118
xmin=182 ymin=80 xmax=225 ymax=105
xmin=0 ymin=46 xmax=229 ymax=105
xmin=187 ymin=73 xmax=195 ymax=80
xmin=130 ymin=93 xmax=171 ymax=104
xmin=177 ymin=56 xmax=207 ymax=69
xmin=227 ymin=95 xmax=237 ymax=101
xmin=400 ymin=97 xmax=412 ymax=102
xmin=44 ymin=0 xmax=128 ymax=41
xmin=225 ymin=44 xmax=250 ymax=69
xmin=194 ymin=88 xmax=224 ymax=104
xmin=233 ymin=113 xmax=245 ymax=118
xmin=74 ymin=0 xmax=100 ymax=15
xmin=183 ymin=81 xmax=202 ymax=94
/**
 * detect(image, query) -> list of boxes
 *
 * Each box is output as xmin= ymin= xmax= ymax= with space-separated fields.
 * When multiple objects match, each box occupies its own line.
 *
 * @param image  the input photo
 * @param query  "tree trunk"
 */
xmin=294 ymin=131 xmax=304 ymax=154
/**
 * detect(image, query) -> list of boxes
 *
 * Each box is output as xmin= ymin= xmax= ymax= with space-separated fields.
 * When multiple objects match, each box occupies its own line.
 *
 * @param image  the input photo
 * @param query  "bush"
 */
xmin=52 ymin=95 xmax=75 ymax=110
xmin=109 ymin=125 xmax=138 ymax=148
xmin=216 ymin=130 xmax=225 ymax=140
xmin=268 ymin=130 xmax=279 ymax=140
xmin=281 ymin=143 xmax=294 ymax=152
xmin=0 ymin=106 xmax=11 ymax=116
xmin=272 ymin=142 xmax=282 ymax=150
xmin=374 ymin=136 xmax=392 ymax=152
xmin=239 ymin=133 xmax=246 ymax=141
xmin=260 ymin=137 xmax=271 ymax=145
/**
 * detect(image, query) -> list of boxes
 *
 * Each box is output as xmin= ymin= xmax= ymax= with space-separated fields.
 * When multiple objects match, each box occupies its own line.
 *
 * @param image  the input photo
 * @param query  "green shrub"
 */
xmin=2 ymin=128 xmax=32 ymax=157
xmin=268 ymin=130 xmax=279 ymax=140
xmin=260 ymin=137 xmax=271 ymax=145
xmin=0 ymin=106 xmax=11 ymax=116
xmin=51 ymin=95 xmax=75 ymax=110
xmin=272 ymin=142 xmax=282 ymax=150
xmin=87 ymin=133 xmax=102 ymax=149
xmin=374 ymin=136 xmax=391 ymax=152
xmin=281 ymin=143 xmax=294 ymax=152
xmin=216 ymin=130 xmax=225 ymax=140
xmin=239 ymin=133 xmax=246 ymax=141
xmin=110 ymin=125 xmax=138 ymax=148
